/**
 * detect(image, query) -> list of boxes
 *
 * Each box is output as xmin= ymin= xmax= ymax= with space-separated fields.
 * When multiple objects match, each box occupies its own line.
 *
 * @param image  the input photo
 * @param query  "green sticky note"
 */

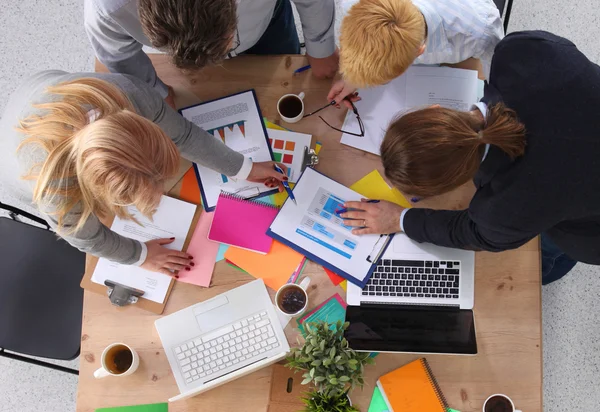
xmin=95 ymin=403 xmax=167 ymax=412
xmin=273 ymin=152 xmax=282 ymax=162
xmin=368 ymin=386 xmax=390 ymax=412
xmin=447 ymin=408 xmax=461 ymax=412
xmin=297 ymin=294 xmax=346 ymax=336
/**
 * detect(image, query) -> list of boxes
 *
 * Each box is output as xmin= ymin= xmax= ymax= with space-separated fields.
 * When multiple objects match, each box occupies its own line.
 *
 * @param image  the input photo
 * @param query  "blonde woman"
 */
xmin=0 ymin=70 xmax=287 ymax=276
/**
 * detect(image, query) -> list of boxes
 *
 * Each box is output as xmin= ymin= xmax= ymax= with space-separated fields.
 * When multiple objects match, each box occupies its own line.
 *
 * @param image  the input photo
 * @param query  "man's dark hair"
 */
xmin=139 ymin=0 xmax=237 ymax=69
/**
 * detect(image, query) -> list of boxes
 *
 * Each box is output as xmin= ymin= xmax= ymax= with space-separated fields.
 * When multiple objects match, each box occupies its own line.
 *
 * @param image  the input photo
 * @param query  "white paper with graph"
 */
xmin=340 ymin=66 xmax=479 ymax=155
xmin=180 ymin=90 xmax=275 ymax=211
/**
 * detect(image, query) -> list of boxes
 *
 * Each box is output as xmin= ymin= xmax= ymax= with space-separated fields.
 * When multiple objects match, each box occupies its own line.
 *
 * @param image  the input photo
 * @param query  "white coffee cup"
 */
xmin=483 ymin=394 xmax=522 ymax=412
xmin=94 ymin=342 xmax=140 ymax=379
xmin=277 ymin=92 xmax=305 ymax=123
xmin=275 ymin=277 xmax=311 ymax=317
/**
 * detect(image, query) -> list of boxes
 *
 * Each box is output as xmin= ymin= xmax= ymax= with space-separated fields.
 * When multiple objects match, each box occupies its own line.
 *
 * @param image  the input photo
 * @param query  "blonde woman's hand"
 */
xmin=340 ymin=199 xmax=405 ymax=235
xmin=246 ymin=161 xmax=289 ymax=192
xmin=141 ymin=238 xmax=193 ymax=277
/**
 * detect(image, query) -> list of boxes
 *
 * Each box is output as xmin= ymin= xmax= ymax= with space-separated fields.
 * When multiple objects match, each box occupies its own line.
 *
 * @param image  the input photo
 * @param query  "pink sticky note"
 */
xmin=178 ymin=211 xmax=219 ymax=287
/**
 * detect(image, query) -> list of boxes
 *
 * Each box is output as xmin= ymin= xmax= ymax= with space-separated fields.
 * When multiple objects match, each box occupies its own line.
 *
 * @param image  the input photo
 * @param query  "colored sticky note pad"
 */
xmin=350 ymin=170 xmax=410 ymax=208
xmin=324 ymin=267 xmax=344 ymax=285
xmin=273 ymin=139 xmax=285 ymax=149
xmin=95 ymin=403 xmax=168 ymax=412
xmin=297 ymin=294 xmax=347 ymax=336
xmin=273 ymin=152 xmax=282 ymax=162
xmin=285 ymin=141 xmax=296 ymax=151
xmin=178 ymin=167 xmax=202 ymax=205
xmin=368 ymin=387 xmax=390 ymax=412
xmin=447 ymin=409 xmax=461 ymax=412
xmin=340 ymin=280 xmax=347 ymax=292
xmin=179 ymin=211 xmax=218 ymax=287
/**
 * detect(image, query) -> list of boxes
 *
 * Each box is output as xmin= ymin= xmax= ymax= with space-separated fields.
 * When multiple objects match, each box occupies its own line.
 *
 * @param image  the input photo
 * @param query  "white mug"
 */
xmin=275 ymin=277 xmax=311 ymax=317
xmin=483 ymin=394 xmax=522 ymax=412
xmin=94 ymin=342 xmax=140 ymax=379
xmin=277 ymin=92 xmax=305 ymax=123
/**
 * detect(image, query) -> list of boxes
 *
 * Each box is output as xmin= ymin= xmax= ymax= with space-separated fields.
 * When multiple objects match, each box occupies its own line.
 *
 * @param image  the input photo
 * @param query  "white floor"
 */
xmin=1 ymin=1 xmax=599 ymax=411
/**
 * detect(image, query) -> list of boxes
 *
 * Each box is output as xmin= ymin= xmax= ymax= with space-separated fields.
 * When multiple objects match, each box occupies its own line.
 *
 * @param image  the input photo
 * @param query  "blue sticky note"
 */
xmin=216 ymin=243 xmax=228 ymax=262
xmin=297 ymin=294 xmax=346 ymax=336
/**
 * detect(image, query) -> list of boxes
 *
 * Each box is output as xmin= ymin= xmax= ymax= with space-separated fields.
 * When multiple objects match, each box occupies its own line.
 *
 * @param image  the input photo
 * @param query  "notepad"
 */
xmin=177 ymin=211 xmax=218 ymax=287
xmin=377 ymin=358 xmax=448 ymax=412
xmin=209 ymin=193 xmax=277 ymax=254
xmin=368 ymin=387 xmax=390 ymax=412
xmin=95 ymin=402 xmax=167 ymax=412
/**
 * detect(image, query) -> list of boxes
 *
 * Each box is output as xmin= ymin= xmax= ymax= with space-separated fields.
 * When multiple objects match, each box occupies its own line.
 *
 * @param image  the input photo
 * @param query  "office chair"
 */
xmin=0 ymin=202 xmax=85 ymax=375
xmin=494 ymin=0 xmax=514 ymax=33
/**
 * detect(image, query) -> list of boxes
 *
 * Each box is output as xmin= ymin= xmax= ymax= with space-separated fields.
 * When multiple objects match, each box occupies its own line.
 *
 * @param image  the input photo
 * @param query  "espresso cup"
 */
xmin=94 ymin=342 xmax=140 ymax=379
xmin=277 ymin=92 xmax=305 ymax=123
xmin=483 ymin=394 xmax=522 ymax=412
xmin=275 ymin=277 xmax=311 ymax=317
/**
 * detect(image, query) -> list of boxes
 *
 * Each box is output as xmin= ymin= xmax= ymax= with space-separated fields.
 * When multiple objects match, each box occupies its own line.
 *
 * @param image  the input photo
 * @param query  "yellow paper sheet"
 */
xmin=340 ymin=280 xmax=347 ymax=292
xmin=224 ymin=240 xmax=305 ymax=291
xmin=350 ymin=170 xmax=411 ymax=208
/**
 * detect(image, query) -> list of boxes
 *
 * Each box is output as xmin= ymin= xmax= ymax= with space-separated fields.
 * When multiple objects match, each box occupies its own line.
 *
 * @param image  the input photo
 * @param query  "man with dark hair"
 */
xmin=85 ymin=0 xmax=337 ymax=108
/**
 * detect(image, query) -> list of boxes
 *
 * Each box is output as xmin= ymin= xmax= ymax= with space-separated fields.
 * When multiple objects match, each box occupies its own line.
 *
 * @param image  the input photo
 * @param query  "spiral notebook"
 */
xmin=377 ymin=358 xmax=448 ymax=412
xmin=208 ymin=192 xmax=278 ymax=254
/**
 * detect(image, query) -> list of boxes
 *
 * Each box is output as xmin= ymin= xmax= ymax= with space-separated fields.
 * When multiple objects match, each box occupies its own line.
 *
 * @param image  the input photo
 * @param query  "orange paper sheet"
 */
xmin=324 ymin=267 xmax=344 ymax=285
xmin=224 ymin=240 xmax=304 ymax=291
xmin=179 ymin=167 xmax=202 ymax=205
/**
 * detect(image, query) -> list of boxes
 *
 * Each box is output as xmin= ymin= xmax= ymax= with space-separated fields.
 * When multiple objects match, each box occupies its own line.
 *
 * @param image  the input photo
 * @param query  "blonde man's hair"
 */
xmin=17 ymin=78 xmax=179 ymax=234
xmin=340 ymin=0 xmax=426 ymax=87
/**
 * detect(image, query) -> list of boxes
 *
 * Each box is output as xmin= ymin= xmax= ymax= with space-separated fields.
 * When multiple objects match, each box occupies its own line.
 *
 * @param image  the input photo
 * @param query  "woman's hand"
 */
xmin=141 ymin=238 xmax=193 ymax=277
xmin=246 ymin=161 xmax=289 ymax=191
xmin=327 ymin=79 xmax=361 ymax=109
xmin=341 ymin=199 xmax=405 ymax=235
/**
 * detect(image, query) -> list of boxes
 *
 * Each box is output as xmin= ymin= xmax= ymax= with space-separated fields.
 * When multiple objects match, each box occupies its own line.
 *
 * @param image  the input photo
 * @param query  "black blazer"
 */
xmin=403 ymin=31 xmax=600 ymax=264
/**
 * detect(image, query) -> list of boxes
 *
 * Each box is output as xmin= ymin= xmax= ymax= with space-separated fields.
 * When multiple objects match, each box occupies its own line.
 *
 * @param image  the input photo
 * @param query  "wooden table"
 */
xmin=77 ymin=55 xmax=542 ymax=412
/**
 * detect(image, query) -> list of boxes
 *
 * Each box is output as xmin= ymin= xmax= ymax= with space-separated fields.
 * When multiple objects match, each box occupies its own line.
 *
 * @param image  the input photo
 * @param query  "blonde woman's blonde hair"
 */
xmin=17 ymin=78 xmax=180 ymax=234
xmin=340 ymin=0 xmax=426 ymax=87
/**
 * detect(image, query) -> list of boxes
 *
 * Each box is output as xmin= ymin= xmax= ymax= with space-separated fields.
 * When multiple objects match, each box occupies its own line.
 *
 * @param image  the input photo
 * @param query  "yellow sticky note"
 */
xmin=271 ymin=183 xmax=294 ymax=207
xmin=340 ymin=280 xmax=347 ymax=291
xmin=264 ymin=118 xmax=287 ymax=131
xmin=350 ymin=170 xmax=411 ymax=208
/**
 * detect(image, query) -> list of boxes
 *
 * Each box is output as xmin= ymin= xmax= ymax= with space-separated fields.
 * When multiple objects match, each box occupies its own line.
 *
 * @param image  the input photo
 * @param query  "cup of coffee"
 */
xmin=277 ymin=92 xmax=305 ymax=123
xmin=483 ymin=394 xmax=522 ymax=412
xmin=94 ymin=342 xmax=139 ymax=379
xmin=275 ymin=277 xmax=311 ymax=317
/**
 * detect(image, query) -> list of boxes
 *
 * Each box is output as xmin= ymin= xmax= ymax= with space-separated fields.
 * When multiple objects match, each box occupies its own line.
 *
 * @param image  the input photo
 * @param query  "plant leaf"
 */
xmin=314 ymin=376 xmax=326 ymax=382
xmin=301 ymin=377 xmax=312 ymax=385
xmin=310 ymin=368 xmax=315 ymax=378
xmin=311 ymin=359 xmax=322 ymax=367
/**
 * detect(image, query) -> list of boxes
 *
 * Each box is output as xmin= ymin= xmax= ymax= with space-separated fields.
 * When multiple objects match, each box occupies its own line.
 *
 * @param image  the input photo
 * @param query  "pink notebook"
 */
xmin=208 ymin=193 xmax=278 ymax=254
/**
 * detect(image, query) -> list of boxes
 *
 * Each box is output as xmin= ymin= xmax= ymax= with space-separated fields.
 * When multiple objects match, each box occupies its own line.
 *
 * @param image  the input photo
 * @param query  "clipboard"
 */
xmin=179 ymin=89 xmax=278 ymax=212
xmin=80 ymin=205 xmax=201 ymax=315
xmin=266 ymin=167 xmax=393 ymax=288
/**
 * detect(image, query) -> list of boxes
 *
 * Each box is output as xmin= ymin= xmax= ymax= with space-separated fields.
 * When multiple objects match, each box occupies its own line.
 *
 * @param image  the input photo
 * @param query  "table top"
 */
xmin=77 ymin=55 xmax=542 ymax=412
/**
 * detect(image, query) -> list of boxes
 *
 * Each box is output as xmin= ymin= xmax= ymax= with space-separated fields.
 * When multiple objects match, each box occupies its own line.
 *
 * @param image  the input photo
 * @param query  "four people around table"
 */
xmin=2 ymin=0 xmax=597 ymax=282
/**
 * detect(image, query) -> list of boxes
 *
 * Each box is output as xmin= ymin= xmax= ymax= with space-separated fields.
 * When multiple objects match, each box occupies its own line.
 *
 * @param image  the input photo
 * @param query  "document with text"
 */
xmin=341 ymin=66 xmax=479 ymax=155
xmin=180 ymin=90 xmax=276 ymax=211
xmin=91 ymin=196 xmax=196 ymax=303
xmin=267 ymin=167 xmax=392 ymax=288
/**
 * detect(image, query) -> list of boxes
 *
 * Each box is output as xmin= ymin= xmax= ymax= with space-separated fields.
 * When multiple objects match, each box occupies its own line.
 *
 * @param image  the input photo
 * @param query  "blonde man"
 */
xmin=328 ymin=0 xmax=504 ymax=107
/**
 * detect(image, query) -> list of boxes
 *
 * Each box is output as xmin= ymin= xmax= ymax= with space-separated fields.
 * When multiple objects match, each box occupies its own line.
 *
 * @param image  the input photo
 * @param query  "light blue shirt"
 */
xmin=412 ymin=0 xmax=504 ymax=79
xmin=400 ymin=102 xmax=489 ymax=232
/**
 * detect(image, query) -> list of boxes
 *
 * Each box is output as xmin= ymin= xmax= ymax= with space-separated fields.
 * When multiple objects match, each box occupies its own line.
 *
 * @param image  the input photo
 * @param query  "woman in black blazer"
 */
xmin=339 ymin=31 xmax=600 ymax=284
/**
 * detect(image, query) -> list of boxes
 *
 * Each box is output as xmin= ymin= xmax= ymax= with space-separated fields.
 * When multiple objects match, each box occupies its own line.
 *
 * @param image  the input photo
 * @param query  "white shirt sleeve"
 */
xmin=132 ymin=242 xmax=148 ymax=266
xmin=232 ymin=157 xmax=254 ymax=180
xmin=400 ymin=208 xmax=411 ymax=232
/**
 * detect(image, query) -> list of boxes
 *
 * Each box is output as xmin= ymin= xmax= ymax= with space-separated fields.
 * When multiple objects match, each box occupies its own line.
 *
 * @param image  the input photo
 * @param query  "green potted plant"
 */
xmin=286 ymin=320 xmax=374 ymax=411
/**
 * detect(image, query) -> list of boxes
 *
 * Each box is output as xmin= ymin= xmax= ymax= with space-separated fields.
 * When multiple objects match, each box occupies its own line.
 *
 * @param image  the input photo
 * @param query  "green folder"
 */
xmin=95 ymin=403 xmax=167 ymax=412
xmin=368 ymin=386 xmax=390 ymax=412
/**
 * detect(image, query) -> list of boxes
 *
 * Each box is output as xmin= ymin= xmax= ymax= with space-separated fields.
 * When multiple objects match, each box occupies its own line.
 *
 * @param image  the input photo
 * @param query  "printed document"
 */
xmin=180 ymin=90 xmax=274 ymax=210
xmin=268 ymin=168 xmax=391 ymax=287
xmin=91 ymin=196 xmax=196 ymax=303
xmin=341 ymin=66 xmax=479 ymax=155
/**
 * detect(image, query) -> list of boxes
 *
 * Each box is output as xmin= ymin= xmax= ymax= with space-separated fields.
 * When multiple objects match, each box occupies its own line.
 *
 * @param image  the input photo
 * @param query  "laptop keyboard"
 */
xmin=173 ymin=310 xmax=280 ymax=384
xmin=362 ymin=259 xmax=461 ymax=300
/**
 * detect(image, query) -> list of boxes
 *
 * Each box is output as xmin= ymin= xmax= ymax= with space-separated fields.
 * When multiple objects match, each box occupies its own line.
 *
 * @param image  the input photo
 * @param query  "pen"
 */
xmin=335 ymin=199 xmax=379 ymax=215
xmin=293 ymin=65 xmax=311 ymax=75
xmin=273 ymin=164 xmax=297 ymax=205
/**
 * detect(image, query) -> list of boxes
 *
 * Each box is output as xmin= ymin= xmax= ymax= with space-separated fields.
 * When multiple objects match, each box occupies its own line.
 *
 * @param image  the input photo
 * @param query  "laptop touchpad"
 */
xmin=193 ymin=295 xmax=231 ymax=332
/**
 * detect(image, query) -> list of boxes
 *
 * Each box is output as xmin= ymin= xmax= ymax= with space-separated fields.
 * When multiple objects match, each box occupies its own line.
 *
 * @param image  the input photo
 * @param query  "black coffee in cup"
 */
xmin=278 ymin=95 xmax=303 ymax=118
xmin=277 ymin=285 xmax=307 ymax=314
xmin=484 ymin=395 xmax=513 ymax=412
xmin=105 ymin=344 xmax=133 ymax=374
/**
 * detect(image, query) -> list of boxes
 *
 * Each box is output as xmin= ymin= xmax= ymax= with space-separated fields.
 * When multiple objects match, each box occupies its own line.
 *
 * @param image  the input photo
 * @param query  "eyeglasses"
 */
xmin=304 ymin=100 xmax=365 ymax=137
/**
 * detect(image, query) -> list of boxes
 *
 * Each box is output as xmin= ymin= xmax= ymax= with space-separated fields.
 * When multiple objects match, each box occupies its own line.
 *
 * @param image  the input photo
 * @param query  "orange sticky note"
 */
xmin=179 ymin=167 xmax=202 ymax=205
xmin=225 ymin=240 xmax=304 ymax=291
xmin=324 ymin=267 xmax=344 ymax=285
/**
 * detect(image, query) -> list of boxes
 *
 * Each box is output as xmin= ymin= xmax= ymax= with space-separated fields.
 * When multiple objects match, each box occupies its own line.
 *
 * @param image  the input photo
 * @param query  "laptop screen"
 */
xmin=344 ymin=304 xmax=477 ymax=355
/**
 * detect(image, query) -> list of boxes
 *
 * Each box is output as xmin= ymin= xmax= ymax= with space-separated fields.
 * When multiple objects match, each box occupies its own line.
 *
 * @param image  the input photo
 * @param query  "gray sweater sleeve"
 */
xmin=122 ymin=75 xmax=245 ymax=176
xmin=84 ymin=2 xmax=170 ymax=97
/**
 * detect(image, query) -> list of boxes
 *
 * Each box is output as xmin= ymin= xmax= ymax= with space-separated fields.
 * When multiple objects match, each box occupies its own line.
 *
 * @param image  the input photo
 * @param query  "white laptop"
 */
xmin=344 ymin=234 xmax=478 ymax=355
xmin=155 ymin=279 xmax=290 ymax=402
